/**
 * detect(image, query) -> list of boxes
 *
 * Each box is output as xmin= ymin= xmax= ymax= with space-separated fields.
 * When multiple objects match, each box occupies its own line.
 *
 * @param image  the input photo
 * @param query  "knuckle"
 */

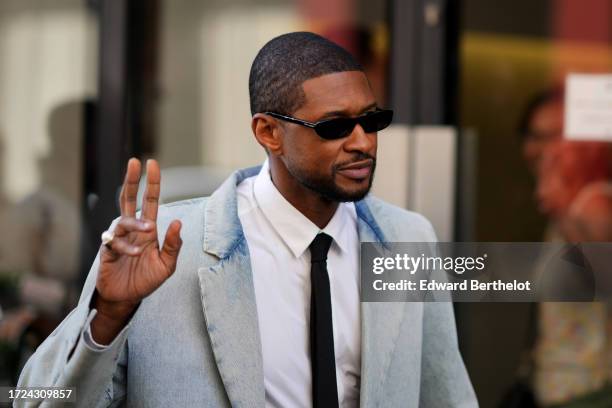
xmin=116 ymin=221 xmax=127 ymax=230
xmin=119 ymin=215 xmax=136 ymax=225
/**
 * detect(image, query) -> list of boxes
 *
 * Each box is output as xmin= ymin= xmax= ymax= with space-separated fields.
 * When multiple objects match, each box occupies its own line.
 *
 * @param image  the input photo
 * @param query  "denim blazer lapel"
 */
xmin=356 ymin=199 xmax=407 ymax=408
xmin=197 ymin=166 xmax=407 ymax=407
xmin=198 ymin=165 xmax=265 ymax=407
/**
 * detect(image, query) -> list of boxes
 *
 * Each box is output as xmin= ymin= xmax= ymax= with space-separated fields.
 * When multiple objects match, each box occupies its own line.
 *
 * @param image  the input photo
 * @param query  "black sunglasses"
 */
xmin=264 ymin=108 xmax=394 ymax=140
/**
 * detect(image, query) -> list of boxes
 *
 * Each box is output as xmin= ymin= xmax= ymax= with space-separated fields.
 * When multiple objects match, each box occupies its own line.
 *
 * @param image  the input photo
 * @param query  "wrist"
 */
xmin=91 ymin=290 xmax=139 ymax=323
xmin=89 ymin=291 xmax=139 ymax=345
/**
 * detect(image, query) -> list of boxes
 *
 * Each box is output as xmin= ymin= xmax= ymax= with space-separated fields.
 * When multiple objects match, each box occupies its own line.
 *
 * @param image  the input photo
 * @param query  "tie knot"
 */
xmin=309 ymin=233 xmax=333 ymax=263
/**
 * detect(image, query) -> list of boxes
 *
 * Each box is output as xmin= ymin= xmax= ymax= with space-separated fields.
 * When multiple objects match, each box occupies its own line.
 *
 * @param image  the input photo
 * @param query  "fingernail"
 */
xmin=142 ymin=221 xmax=152 ymax=229
xmin=132 ymin=246 xmax=141 ymax=254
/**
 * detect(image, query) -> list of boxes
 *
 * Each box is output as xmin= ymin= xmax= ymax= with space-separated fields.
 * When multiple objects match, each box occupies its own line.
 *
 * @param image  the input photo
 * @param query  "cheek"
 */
xmin=284 ymin=133 xmax=339 ymax=173
xmin=282 ymin=132 xmax=311 ymax=166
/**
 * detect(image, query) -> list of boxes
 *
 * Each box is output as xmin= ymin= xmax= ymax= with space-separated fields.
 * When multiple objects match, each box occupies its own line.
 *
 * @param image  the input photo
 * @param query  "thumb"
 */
xmin=160 ymin=220 xmax=183 ymax=274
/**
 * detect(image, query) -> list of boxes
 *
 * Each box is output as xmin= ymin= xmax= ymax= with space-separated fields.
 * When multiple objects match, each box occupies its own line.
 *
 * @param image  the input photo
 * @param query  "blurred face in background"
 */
xmin=522 ymin=98 xmax=564 ymax=174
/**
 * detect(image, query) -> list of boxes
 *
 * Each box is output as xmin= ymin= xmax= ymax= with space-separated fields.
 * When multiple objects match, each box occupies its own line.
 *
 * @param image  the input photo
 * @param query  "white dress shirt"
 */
xmin=236 ymin=160 xmax=361 ymax=408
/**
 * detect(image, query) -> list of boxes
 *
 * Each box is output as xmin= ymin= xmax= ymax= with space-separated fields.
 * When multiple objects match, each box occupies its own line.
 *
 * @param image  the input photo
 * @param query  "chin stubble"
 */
xmin=289 ymin=158 xmax=376 ymax=203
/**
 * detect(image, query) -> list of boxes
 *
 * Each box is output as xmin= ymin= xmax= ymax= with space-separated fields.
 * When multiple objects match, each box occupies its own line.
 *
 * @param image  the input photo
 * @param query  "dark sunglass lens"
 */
xmin=316 ymin=118 xmax=354 ymax=139
xmin=360 ymin=110 xmax=393 ymax=133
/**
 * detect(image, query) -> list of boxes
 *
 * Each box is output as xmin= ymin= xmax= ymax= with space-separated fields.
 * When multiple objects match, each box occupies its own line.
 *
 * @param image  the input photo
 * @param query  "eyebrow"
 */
xmin=318 ymin=102 xmax=378 ymax=120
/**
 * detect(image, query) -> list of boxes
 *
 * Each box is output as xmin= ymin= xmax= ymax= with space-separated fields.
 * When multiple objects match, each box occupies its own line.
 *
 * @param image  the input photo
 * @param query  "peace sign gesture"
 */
xmin=91 ymin=158 xmax=183 ymax=344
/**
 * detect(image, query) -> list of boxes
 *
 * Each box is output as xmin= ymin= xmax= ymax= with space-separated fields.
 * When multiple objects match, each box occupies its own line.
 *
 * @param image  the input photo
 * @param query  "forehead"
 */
xmin=296 ymin=71 xmax=375 ymax=117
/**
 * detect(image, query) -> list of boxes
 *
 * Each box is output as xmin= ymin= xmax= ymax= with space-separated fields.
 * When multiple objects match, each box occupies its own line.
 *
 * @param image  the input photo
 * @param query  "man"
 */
xmin=17 ymin=32 xmax=476 ymax=407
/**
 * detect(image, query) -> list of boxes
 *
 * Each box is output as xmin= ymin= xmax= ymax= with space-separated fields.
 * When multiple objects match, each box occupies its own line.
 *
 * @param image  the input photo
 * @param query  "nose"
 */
xmin=343 ymin=123 xmax=376 ymax=153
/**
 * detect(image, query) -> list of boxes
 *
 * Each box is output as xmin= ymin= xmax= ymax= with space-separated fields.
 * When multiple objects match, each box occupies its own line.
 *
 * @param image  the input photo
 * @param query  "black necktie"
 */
xmin=309 ymin=233 xmax=339 ymax=408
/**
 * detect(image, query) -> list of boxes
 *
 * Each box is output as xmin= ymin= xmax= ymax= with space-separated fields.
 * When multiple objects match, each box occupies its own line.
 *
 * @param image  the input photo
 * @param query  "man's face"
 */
xmin=278 ymin=71 xmax=378 ymax=202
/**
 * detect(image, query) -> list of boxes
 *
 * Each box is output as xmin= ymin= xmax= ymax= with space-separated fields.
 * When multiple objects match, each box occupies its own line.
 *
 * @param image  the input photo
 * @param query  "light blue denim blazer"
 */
xmin=17 ymin=165 xmax=478 ymax=407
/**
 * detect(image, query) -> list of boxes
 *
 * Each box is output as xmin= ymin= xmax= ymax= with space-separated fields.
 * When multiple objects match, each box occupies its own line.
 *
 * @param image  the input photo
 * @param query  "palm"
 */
xmin=96 ymin=159 xmax=182 ymax=306
xmin=99 ymin=229 xmax=163 ymax=302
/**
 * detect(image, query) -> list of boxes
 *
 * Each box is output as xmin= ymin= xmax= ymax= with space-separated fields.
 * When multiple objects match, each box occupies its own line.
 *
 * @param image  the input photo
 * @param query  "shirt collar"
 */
xmin=253 ymin=160 xmax=356 ymax=258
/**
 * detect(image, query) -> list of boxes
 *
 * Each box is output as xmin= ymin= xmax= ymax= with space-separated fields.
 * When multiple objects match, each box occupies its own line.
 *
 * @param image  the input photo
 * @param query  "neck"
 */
xmin=268 ymin=159 xmax=339 ymax=229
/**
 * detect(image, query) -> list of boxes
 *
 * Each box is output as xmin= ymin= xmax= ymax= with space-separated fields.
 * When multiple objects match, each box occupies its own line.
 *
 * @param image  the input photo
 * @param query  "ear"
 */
xmin=252 ymin=113 xmax=283 ymax=155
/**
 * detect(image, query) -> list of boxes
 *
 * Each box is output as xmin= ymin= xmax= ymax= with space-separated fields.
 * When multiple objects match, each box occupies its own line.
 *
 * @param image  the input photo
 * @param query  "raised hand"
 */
xmin=91 ymin=158 xmax=183 ymax=344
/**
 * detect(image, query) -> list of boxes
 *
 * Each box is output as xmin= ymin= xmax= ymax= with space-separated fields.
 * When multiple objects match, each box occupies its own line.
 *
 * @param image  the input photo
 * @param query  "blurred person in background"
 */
xmin=530 ymin=138 xmax=612 ymax=407
xmin=0 ymin=101 xmax=84 ymax=384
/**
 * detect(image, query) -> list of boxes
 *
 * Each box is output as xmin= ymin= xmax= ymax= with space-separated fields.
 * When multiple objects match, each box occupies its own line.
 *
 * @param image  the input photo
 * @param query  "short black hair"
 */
xmin=248 ymin=31 xmax=364 ymax=116
xmin=517 ymin=87 xmax=564 ymax=139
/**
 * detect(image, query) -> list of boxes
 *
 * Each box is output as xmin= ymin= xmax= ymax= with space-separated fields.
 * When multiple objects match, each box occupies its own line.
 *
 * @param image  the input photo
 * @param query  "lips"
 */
xmin=337 ymin=159 xmax=373 ymax=180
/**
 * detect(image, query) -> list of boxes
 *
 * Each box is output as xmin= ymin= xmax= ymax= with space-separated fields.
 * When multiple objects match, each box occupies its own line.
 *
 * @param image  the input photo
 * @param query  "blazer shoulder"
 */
xmin=157 ymin=196 xmax=209 ymax=220
xmin=151 ymin=197 xmax=211 ymax=241
xmin=364 ymin=195 xmax=437 ymax=242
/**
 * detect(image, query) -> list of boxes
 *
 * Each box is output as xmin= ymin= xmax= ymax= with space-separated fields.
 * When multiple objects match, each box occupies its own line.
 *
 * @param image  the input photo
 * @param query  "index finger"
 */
xmin=119 ymin=158 xmax=142 ymax=217
xmin=140 ymin=159 xmax=161 ymax=222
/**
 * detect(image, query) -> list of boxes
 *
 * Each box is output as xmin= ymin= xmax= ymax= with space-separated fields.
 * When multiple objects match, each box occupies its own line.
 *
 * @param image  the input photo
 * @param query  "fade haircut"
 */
xmin=249 ymin=31 xmax=364 ymax=116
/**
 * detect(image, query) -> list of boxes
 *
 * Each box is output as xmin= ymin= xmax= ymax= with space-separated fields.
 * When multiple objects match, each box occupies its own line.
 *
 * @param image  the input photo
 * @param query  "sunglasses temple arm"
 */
xmin=284 ymin=116 xmax=317 ymax=128
xmin=268 ymin=113 xmax=317 ymax=128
